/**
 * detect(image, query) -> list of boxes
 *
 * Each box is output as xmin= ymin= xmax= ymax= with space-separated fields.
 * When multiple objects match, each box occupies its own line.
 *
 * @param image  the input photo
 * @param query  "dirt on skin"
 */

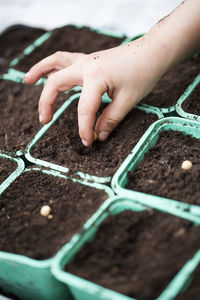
xmin=0 ymin=170 xmax=108 ymax=259
xmin=66 ymin=209 xmax=200 ymax=300
xmin=141 ymin=55 xmax=200 ymax=108
xmin=15 ymin=25 xmax=125 ymax=72
xmin=127 ymin=130 xmax=200 ymax=206
xmin=31 ymin=100 xmax=158 ymax=178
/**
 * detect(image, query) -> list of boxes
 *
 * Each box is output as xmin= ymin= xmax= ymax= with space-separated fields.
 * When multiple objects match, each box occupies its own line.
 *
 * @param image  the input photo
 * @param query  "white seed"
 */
xmin=173 ymin=227 xmax=186 ymax=238
xmin=181 ymin=160 xmax=193 ymax=171
xmin=40 ymin=205 xmax=51 ymax=217
xmin=48 ymin=214 xmax=53 ymax=220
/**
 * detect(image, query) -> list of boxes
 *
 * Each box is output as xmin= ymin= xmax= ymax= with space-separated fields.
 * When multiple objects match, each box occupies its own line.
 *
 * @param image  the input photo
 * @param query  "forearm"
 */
xmin=137 ymin=0 xmax=200 ymax=77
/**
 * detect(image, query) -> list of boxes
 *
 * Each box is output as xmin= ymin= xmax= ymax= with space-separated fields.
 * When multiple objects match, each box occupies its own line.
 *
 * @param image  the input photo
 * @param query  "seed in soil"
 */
xmin=126 ymin=130 xmax=200 ymax=206
xmin=0 ymin=170 xmax=107 ymax=259
xmin=181 ymin=160 xmax=193 ymax=171
xmin=31 ymin=100 xmax=158 ymax=177
xmin=40 ymin=205 xmax=51 ymax=217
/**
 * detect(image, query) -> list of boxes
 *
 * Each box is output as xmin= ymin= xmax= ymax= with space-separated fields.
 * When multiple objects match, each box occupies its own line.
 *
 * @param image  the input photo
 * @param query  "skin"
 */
xmin=25 ymin=0 xmax=200 ymax=147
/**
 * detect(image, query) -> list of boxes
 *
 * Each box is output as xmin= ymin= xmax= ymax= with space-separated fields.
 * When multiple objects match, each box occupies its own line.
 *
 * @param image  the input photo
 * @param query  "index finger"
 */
xmin=39 ymin=65 xmax=82 ymax=124
xmin=24 ymin=51 xmax=85 ymax=84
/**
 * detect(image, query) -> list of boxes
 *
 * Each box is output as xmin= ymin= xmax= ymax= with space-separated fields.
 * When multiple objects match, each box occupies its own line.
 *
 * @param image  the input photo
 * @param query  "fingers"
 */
xmin=24 ymin=51 xmax=85 ymax=84
xmin=39 ymin=65 xmax=82 ymax=124
xmin=95 ymin=92 xmax=136 ymax=141
xmin=78 ymin=80 xmax=106 ymax=146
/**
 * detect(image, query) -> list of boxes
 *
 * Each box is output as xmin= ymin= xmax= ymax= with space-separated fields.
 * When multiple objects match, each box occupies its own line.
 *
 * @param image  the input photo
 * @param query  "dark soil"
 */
xmin=182 ymin=83 xmax=200 ymax=116
xmin=175 ymin=267 xmax=200 ymax=299
xmin=66 ymin=209 xmax=200 ymax=300
xmin=141 ymin=55 xmax=200 ymax=108
xmin=0 ymin=80 xmax=70 ymax=153
xmin=0 ymin=157 xmax=17 ymax=185
xmin=0 ymin=287 xmax=19 ymax=300
xmin=31 ymin=100 xmax=158 ymax=177
xmin=15 ymin=25 xmax=125 ymax=72
xmin=0 ymin=25 xmax=45 ymax=74
xmin=127 ymin=130 xmax=200 ymax=205
xmin=0 ymin=170 xmax=107 ymax=259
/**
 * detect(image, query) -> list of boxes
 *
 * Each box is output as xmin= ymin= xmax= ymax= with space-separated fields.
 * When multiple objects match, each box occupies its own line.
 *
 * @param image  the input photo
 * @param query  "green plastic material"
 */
xmin=176 ymin=73 xmax=200 ymax=121
xmin=0 ymin=152 xmax=24 ymax=194
xmin=158 ymin=250 xmax=200 ymax=300
xmin=1 ymin=68 xmax=43 ymax=85
xmin=120 ymin=33 xmax=144 ymax=45
xmin=0 ymin=73 xmax=81 ymax=157
xmin=112 ymin=117 xmax=200 ymax=221
xmin=10 ymin=32 xmax=51 ymax=67
xmin=52 ymin=197 xmax=200 ymax=300
xmin=9 ymin=25 xmax=126 ymax=70
xmin=0 ymin=167 xmax=114 ymax=300
xmin=25 ymin=92 xmax=163 ymax=184
xmin=139 ymin=102 xmax=176 ymax=117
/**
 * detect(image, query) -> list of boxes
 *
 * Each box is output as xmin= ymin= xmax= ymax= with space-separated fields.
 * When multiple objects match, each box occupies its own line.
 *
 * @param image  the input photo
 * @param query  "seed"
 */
xmin=48 ymin=214 xmax=53 ymax=220
xmin=181 ymin=160 xmax=193 ymax=171
xmin=93 ymin=131 xmax=97 ymax=141
xmin=40 ymin=205 xmax=51 ymax=217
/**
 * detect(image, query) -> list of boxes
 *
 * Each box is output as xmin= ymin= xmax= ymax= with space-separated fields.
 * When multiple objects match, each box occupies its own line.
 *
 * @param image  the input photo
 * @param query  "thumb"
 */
xmin=95 ymin=92 xmax=137 ymax=141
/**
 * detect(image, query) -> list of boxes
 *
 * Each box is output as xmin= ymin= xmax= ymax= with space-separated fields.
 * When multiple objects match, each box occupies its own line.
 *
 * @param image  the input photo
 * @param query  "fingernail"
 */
xmin=39 ymin=114 xmax=43 ymax=123
xmin=81 ymin=139 xmax=89 ymax=147
xmin=98 ymin=131 xmax=109 ymax=142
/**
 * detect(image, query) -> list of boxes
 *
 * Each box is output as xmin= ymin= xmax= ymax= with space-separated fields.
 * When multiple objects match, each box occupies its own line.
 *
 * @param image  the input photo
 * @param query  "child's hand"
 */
xmin=24 ymin=0 xmax=200 ymax=147
xmin=24 ymin=40 xmax=165 ymax=146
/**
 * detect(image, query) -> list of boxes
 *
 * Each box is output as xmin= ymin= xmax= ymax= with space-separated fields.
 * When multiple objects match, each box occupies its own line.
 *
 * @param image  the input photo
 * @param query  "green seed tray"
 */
xmin=139 ymin=102 xmax=177 ymax=117
xmin=51 ymin=196 xmax=200 ymax=300
xmin=1 ymin=67 xmax=82 ymax=92
xmin=0 ymin=152 xmax=24 ymax=194
xmin=120 ymin=33 xmax=144 ymax=45
xmin=0 ymin=166 xmax=114 ymax=300
xmin=158 ymin=250 xmax=200 ymax=300
xmin=0 ymin=71 xmax=81 ymax=158
xmin=25 ymin=92 xmax=163 ymax=184
xmin=176 ymin=73 xmax=200 ymax=121
xmin=112 ymin=117 xmax=200 ymax=221
xmin=9 ymin=25 xmax=126 ymax=70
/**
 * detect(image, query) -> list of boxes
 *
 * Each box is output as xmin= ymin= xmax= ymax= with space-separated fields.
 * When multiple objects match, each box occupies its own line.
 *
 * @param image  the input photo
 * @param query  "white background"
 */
xmin=0 ymin=0 xmax=182 ymax=36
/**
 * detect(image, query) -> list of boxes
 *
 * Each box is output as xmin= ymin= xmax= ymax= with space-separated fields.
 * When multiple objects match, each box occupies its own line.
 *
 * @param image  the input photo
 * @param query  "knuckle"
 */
xmin=54 ymin=51 xmax=64 ymax=58
xmin=103 ymin=116 xmax=119 ymax=131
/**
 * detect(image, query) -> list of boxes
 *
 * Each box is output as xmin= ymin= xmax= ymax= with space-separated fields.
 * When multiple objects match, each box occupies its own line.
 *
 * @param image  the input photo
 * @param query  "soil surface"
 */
xmin=127 ymin=130 xmax=200 ymax=206
xmin=0 ymin=157 xmax=17 ymax=185
xmin=15 ymin=25 xmax=125 ymax=72
xmin=182 ymin=83 xmax=200 ymax=116
xmin=175 ymin=267 xmax=200 ymax=299
xmin=141 ymin=55 xmax=200 ymax=108
xmin=31 ymin=100 xmax=158 ymax=177
xmin=0 ymin=25 xmax=45 ymax=74
xmin=0 ymin=80 xmax=70 ymax=153
xmin=66 ymin=209 xmax=200 ymax=300
xmin=0 ymin=170 xmax=107 ymax=259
